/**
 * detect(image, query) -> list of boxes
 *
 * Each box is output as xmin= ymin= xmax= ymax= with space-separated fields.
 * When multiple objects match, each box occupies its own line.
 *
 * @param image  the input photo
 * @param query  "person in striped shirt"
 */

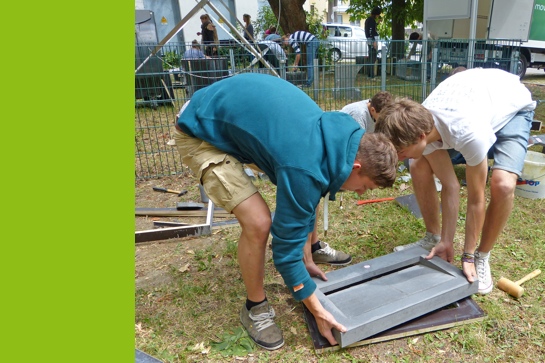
xmin=282 ymin=31 xmax=320 ymax=86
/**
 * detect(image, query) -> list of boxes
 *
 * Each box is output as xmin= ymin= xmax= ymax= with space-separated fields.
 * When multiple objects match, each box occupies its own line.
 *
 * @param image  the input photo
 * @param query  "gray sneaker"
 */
xmin=312 ymin=241 xmax=352 ymax=265
xmin=240 ymin=301 xmax=284 ymax=350
xmin=394 ymin=232 xmax=441 ymax=252
xmin=475 ymin=251 xmax=493 ymax=295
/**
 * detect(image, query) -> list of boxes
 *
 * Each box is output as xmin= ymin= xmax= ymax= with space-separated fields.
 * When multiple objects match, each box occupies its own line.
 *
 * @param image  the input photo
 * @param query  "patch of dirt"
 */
xmin=135 ymin=173 xmax=238 ymax=291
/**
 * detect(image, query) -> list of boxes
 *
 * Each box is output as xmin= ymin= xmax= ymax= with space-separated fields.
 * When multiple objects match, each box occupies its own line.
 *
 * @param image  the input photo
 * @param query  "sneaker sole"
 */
xmin=253 ymin=339 xmax=285 ymax=351
xmin=477 ymin=283 xmax=493 ymax=295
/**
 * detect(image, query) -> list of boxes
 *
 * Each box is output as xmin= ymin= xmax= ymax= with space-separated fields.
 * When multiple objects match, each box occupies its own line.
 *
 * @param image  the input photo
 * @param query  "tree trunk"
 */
xmin=267 ymin=0 xmax=307 ymax=34
xmin=327 ymin=0 xmax=336 ymax=23
xmin=390 ymin=0 xmax=407 ymax=60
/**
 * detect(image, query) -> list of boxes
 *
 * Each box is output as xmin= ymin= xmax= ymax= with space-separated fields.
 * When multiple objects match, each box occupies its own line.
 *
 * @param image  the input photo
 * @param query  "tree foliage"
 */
xmin=346 ymin=0 xmax=423 ymax=40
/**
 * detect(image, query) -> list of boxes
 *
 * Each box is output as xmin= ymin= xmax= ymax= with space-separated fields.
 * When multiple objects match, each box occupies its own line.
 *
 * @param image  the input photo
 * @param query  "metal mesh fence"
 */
xmin=135 ymin=38 xmax=521 ymax=180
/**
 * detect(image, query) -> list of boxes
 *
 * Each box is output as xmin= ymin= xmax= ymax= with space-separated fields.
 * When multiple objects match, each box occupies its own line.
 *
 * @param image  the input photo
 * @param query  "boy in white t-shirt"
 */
xmin=375 ymin=68 xmax=536 ymax=295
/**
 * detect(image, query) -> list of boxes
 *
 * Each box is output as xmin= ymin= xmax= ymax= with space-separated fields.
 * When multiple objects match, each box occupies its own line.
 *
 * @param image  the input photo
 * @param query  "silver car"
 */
xmin=323 ymin=23 xmax=369 ymax=62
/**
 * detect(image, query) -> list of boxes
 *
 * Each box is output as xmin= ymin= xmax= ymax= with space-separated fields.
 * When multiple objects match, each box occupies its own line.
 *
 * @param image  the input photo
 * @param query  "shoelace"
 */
xmin=318 ymin=243 xmax=336 ymax=256
xmin=250 ymin=308 xmax=276 ymax=331
xmin=476 ymin=257 xmax=487 ymax=280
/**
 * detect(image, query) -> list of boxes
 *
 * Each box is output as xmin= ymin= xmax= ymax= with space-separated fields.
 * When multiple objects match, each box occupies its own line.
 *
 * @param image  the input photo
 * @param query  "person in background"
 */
xmin=243 ymin=14 xmax=254 ymax=44
xmin=406 ymin=31 xmax=437 ymax=61
xmin=264 ymin=25 xmax=276 ymax=37
xmin=254 ymin=39 xmax=286 ymax=69
xmin=173 ymin=73 xmax=398 ymax=350
xmin=265 ymin=31 xmax=281 ymax=42
xmin=374 ymin=68 xmax=535 ymax=295
xmin=282 ymin=31 xmax=320 ymax=86
xmin=364 ymin=6 xmax=382 ymax=80
xmin=183 ymin=39 xmax=208 ymax=59
xmin=198 ymin=13 xmax=218 ymax=57
xmin=340 ymin=91 xmax=393 ymax=133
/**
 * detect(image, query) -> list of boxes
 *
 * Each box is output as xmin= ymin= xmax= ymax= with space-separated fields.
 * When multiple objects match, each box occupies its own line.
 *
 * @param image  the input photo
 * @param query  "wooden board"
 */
xmin=312 ymin=246 xmax=478 ymax=347
xmin=303 ymin=296 xmax=485 ymax=353
xmin=135 ymin=207 xmax=234 ymax=218
xmin=135 ymin=224 xmax=211 ymax=243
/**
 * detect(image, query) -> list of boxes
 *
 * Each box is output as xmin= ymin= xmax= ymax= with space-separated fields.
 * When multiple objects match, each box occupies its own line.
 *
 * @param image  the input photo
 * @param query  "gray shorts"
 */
xmin=490 ymin=110 xmax=534 ymax=177
xmin=448 ymin=110 xmax=533 ymax=177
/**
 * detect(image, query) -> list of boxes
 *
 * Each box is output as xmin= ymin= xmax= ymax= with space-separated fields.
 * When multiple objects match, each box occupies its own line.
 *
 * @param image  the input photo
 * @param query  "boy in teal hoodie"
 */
xmin=174 ymin=73 xmax=397 ymax=350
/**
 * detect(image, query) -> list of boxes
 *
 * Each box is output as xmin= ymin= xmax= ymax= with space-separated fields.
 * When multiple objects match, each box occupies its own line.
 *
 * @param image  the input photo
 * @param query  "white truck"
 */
xmin=424 ymin=0 xmax=545 ymax=77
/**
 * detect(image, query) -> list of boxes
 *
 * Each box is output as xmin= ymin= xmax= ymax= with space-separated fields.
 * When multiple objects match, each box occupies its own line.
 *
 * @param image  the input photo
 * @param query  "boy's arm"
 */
xmin=424 ymin=150 xmax=460 ymax=263
xmin=461 ymin=159 xmax=488 ymax=280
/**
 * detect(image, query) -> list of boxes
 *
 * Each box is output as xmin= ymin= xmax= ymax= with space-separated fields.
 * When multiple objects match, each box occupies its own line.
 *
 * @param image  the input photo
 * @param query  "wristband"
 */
xmin=461 ymin=252 xmax=474 ymax=264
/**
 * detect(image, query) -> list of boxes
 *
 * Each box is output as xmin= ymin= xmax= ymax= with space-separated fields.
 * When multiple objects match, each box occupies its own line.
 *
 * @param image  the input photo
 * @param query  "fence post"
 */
xmin=380 ymin=46 xmax=387 ymax=90
xmin=510 ymin=49 xmax=519 ymax=75
xmin=313 ymin=58 xmax=319 ymax=99
xmin=229 ymin=48 xmax=235 ymax=75
xmin=430 ymin=48 xmax=439 ymax=92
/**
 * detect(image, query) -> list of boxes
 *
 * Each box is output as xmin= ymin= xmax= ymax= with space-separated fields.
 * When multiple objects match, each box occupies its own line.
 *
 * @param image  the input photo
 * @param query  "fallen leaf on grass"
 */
xmin=178 ymin=263 xmax=190 ymax=273
xmin=290 ymin=327 xmax=297 ymax=335
xmin=192 ymin=342 xmax=205 ymax=351
xmin=399 ymin=183 xmax=410 ymax=192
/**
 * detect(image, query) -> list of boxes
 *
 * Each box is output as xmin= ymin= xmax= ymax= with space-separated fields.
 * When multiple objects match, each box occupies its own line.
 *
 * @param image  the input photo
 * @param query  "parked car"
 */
xmin=322 ymin=23 xmax=368 ymax=62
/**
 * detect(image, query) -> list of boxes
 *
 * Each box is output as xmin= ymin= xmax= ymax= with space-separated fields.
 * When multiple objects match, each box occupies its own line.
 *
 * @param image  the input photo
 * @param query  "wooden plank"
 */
xmin=135 ymin=207 xmax=234 ymax=218
xmin=303 ymin=297 xmax=486 ymax=353
xmin=135 ymin=224 xmax=211 ymax=243
xmin=313 ymin=247 xmax=478 ymax=347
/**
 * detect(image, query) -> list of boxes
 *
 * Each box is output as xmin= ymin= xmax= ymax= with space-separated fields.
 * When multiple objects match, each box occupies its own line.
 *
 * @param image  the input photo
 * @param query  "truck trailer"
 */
xmin=425 ymin=0 xmax=545 ymax=77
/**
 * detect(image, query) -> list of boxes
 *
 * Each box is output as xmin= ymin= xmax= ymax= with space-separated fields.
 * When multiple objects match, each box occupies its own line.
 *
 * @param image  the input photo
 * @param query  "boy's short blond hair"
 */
xmin=375 ymin=98 xmax=434 ymax=150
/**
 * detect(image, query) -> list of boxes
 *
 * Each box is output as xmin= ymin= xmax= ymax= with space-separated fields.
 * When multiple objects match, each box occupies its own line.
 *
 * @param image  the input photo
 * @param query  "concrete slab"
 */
xmin=312 ymin=246 xmax=478 ymax=347
xmin=395 ymin=194 xmax=422 ymax=218
xmin=135 ymin=349 xmax=163 ymax=363
xmin=395 ymin=193 xmax=441 ymax=219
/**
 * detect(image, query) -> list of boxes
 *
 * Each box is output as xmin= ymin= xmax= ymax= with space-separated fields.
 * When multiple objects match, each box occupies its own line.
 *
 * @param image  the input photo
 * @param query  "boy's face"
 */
xmin=396 ymin=137 xmax=427 ymax=161
xmin=340 ymin=168 xmax=378 ymax=196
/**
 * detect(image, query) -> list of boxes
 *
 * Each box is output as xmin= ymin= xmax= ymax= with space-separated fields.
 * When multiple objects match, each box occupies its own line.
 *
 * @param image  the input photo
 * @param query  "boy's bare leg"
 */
xmin=232 ymin=192 xmax=272 ymax=302
xmin=411 ymin=157 xmax=441 ymax=234
xmin=479 ymin=169 xmax=517 ymax=253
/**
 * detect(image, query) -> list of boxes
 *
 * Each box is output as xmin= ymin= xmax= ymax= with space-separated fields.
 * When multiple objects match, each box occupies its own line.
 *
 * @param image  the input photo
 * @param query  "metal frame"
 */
xmin=135 ymin=200 xmax=215 ymax=243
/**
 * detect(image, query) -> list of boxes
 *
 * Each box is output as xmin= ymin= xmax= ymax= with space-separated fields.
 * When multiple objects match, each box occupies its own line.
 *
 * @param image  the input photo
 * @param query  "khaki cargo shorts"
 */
xmin=173 ymin=126 xmax=258 ymax=213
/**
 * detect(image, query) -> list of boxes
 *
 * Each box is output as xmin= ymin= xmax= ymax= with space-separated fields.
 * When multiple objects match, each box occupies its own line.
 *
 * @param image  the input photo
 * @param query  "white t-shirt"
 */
xmin=340 ymin=99 xmax=374 ymax=133
xmin=422 ymin=68 xmax=536 ymax=166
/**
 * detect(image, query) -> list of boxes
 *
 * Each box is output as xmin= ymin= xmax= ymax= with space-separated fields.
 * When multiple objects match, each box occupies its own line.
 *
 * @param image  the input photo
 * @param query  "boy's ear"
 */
xmin=353 ymin=162 xmax=362 ymax=170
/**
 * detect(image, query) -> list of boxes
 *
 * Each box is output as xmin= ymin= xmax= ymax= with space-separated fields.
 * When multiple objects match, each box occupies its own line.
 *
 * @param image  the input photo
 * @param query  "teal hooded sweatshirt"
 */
xmin=177 ymin=73 xmax=364 ymax=301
